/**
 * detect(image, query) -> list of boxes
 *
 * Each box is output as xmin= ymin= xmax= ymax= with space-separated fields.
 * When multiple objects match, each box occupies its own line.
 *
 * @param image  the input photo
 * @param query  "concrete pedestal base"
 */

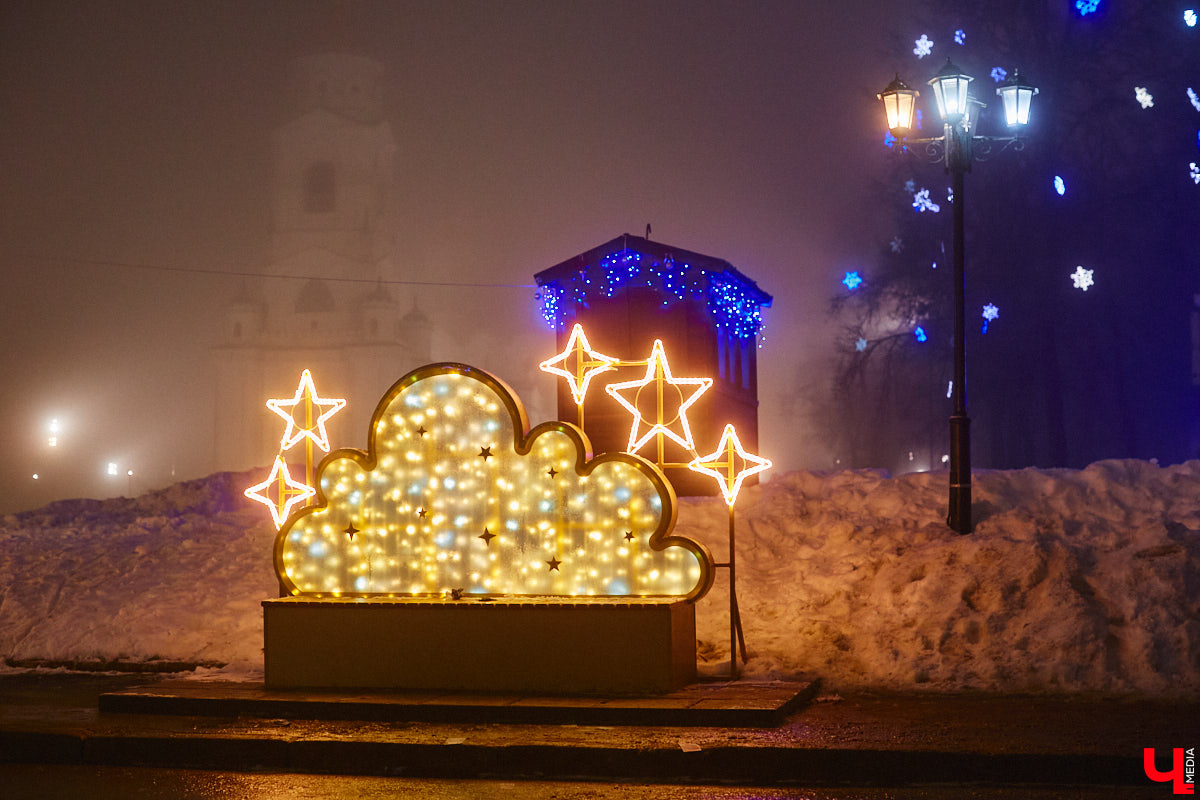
xmin=263 ymin=597 xmax=697 ymax=694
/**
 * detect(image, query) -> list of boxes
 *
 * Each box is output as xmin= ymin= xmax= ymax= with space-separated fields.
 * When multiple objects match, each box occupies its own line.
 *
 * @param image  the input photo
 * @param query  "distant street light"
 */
xmin=878 ymin=59 xmax=1037 ymax=534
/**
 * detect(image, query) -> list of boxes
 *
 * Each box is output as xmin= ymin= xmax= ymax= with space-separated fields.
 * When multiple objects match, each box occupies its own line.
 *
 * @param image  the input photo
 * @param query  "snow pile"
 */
xmin=1 ymin=460 xmax=1196 ymax=695
xmin=683 ymin=459 xmax=1200 ymax=695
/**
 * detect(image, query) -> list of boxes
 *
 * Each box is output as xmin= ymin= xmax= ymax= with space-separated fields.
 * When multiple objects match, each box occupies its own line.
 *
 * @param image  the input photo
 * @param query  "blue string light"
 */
xmin=537 ymin=248 xmax=768 ymax=339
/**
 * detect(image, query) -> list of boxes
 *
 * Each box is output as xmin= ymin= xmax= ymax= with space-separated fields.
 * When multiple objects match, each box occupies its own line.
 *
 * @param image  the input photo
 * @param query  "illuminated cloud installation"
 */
xmin=276 ymin=364 xmax=712 ymax=600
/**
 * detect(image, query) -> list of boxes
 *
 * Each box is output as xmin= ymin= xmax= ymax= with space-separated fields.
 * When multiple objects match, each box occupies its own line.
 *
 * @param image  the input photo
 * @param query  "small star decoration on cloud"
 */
xmin=276 ymin=364 xmax=712 ymax=600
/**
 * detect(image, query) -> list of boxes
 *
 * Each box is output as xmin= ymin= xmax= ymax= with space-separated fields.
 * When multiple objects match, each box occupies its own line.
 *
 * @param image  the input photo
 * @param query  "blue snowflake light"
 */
xmin=1189 ymin=88 xmax=1200 ymax=112
xmin=916 ymin=109 xmax=923 ymax=131
xmin=990 ymin=66 xmax=1007 ymax=83
xmin=1191 ymin=162 xmax=1199 ymax=184
xmin=855 ymin=337 xmax=868 ymax=352
xmin=981 ymin=303 xmax=999 ymax=334
xmin=1186 ymin=9 xmax=1197 ymax=27
xmin=1054 ymin=175 xmax=1066 ymax=195
xmin=914 ymin=327 xmax=928 ymax=343
xmin=954 ymin=29 xmax=966 ymax=45
xmin=1075 ymin=0 xmax=1100 ymax=15
xmin=912 ymin=188 xmax=941 ymax=213
xmin=903 ymin=179 xmax=916 ymax=193
xmin=842 ymin=270 xmax=864 ymax=290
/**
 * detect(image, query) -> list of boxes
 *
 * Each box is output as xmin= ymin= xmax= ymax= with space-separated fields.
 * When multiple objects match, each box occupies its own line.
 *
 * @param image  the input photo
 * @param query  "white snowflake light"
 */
xmin=1135 ymin=86 xmax=1154 ymax=109
xmin=1185 ymin=9 xmax=1197 ymax=27
xmin=1071 ymin=265 xmax=1095 ymax=292
xmin=1191 ymin=163 xmax=1200 ymax=184
xmin=981 ymin=303 xmax=999 ymax=333
xmin=954 ymin=29 xmax=966 ymax=45
xmin=1188 ymin=88 xmax=1200 ymax=112
xmin=890 ymin=236 xmax=904 ymax=253
xmin=912 ymin=188 xmax=941 ymax=213
xmin=990 ymin=66 xmax=1007 ymax=83
xmin=913 ymin=34 xmax=933 ymax=59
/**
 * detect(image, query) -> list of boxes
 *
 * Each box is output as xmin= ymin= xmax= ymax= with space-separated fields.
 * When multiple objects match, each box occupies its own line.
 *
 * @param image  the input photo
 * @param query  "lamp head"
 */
xmin=927 ymin=58 xmax=973 ymax=124
xmin=877 ymin=74 xmax=919 ymax=138
xmin=996 ymin=69 xmax=1038 ymax=128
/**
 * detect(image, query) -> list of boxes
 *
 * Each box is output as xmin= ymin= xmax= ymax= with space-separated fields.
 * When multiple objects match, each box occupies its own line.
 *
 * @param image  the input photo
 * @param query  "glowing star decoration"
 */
xmin=842 ymin=270 xmax=863 ymax=290
xmin=1071 ymin=265 xmax=1095 ymax=291
xmin=890 ymin=236 xmax=904 ymax=253
xmin=1135 ymin=87 xmax=1154 ymax=109
xmin=275 ymin=364 xmax=712 ymax=600
xmin=981 ymin=303 xmax=999 ymax=333
xmin=245 ymin=455 xmax=317 ymax=529
xmin=1191 ymin=162 xmax=1200 ymax=184
xmin=855 ymin=337 xmax=868 ymax=352
xmin=1187 ymin=10 xmax=1198 ymax=27
xmin=913 ymin=188 xmax=941 ymax=213
xmin=538 ymin=323 xmax=618 ymax=406
xmin=605 ymin=340 xmax=713 ymax=456
xmin=903 ymin=179 xmax=916 ymax=193
xmin=1188 ymin=88 xmax=1200 ymax=112
xmin=913 ymin=34 xmax=933 ymax=59
xmin=266 ymin=369 xmax=347 ymax=452
xmin=1054 ymin=176 xmax=1066 ymax=196
xmin=991 ymin=66 xmax=1008 ymax=83
xmin=687 ymin=424 xmax=772 ymax=507
xmin=954 ymin=29 xmax=965 ymax=45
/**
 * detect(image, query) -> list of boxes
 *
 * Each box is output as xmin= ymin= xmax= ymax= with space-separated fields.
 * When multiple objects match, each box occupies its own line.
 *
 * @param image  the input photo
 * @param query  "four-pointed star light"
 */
xmin=688 ymin=424 xmax=773 ymax=506
xmin=244 ymin=455 xmax=316 ymax=528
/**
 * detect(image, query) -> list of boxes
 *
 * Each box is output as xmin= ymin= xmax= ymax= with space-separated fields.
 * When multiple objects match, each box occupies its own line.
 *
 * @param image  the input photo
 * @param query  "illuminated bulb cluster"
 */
xmin=277 ymin=367 xmax=708 ymax=600
xmin=537 ymin=248 xmax=769 ymax=340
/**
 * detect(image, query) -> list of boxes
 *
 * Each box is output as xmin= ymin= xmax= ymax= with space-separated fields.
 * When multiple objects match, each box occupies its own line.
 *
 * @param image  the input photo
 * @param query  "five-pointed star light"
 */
xmin=539 ymin=323 xmax=619 ymax=405
xmin=1071 ymin=265 xmax=1095 ymax=292
xmin=266 ymin=369 xmax=347 ymax=452
xmin=605 ymin=339 xmax=713 ymax=455
xmin=244 ymin=455 xmax=316 ymax=529
xmin=687 ymin=424 xmax=772 ymax=506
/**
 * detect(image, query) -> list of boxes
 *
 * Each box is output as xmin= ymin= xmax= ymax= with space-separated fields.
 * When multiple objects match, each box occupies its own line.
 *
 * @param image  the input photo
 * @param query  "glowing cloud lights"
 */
xmin=275 ymin=364 xmax=711 ymax=600
xmin=605 ymin=340 xmax=712 ymax=455
xmin=267 ymin=369 xmax=347 ymax=452
xmin=538 ymin=323 xmax=617 ymax=406
xmin=688 ymin=424 xmax=772 ymax=506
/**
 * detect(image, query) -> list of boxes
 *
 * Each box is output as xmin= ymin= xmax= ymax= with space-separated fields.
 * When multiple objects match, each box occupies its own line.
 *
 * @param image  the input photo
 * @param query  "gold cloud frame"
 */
xmin=274 ymin=363 xmax=714 ymax=602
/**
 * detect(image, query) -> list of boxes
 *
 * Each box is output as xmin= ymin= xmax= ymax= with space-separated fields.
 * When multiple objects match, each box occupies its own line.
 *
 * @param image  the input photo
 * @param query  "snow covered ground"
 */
xmin=1 ymin=460 xmax=1196 ymax=695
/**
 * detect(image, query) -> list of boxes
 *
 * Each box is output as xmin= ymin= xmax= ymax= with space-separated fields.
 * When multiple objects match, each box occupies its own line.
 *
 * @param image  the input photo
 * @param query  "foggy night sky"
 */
xmin=0 ymin=1 xmax=939 ymax=512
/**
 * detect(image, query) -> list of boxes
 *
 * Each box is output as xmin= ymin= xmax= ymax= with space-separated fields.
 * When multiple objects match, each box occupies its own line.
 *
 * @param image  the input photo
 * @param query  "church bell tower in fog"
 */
xmin=212 ymin=50 xmax=431 ymax=471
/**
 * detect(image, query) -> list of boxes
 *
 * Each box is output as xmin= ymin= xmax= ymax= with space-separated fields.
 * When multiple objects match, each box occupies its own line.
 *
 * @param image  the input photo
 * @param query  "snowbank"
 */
xmin=1 ymin=461 xmax=1196 ymax=695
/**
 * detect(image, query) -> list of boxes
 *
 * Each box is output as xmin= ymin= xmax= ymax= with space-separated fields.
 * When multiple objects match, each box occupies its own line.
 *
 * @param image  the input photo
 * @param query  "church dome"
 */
xmin=295 ymin=278 xmax=336 ymax=313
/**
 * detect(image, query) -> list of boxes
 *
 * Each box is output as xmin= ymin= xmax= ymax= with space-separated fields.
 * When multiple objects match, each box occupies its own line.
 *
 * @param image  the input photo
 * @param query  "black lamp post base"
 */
xmin=948 ymin=413 xmax=972 ymax=534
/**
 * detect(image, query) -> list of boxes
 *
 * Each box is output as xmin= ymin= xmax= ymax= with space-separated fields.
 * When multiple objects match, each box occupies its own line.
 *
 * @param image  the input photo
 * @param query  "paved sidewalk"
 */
xmin=0 ymin=671 xmax=1193 ymax=789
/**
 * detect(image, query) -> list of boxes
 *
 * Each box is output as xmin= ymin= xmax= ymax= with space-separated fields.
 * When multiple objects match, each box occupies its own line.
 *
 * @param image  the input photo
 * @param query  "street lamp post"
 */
xmin=878 ymin=60 xmax=1037 ymax=535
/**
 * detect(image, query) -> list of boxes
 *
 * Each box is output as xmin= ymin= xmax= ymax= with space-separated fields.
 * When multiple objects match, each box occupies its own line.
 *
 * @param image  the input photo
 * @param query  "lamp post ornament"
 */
xmin=878 ymin=59 xmax=1037 ymax=535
